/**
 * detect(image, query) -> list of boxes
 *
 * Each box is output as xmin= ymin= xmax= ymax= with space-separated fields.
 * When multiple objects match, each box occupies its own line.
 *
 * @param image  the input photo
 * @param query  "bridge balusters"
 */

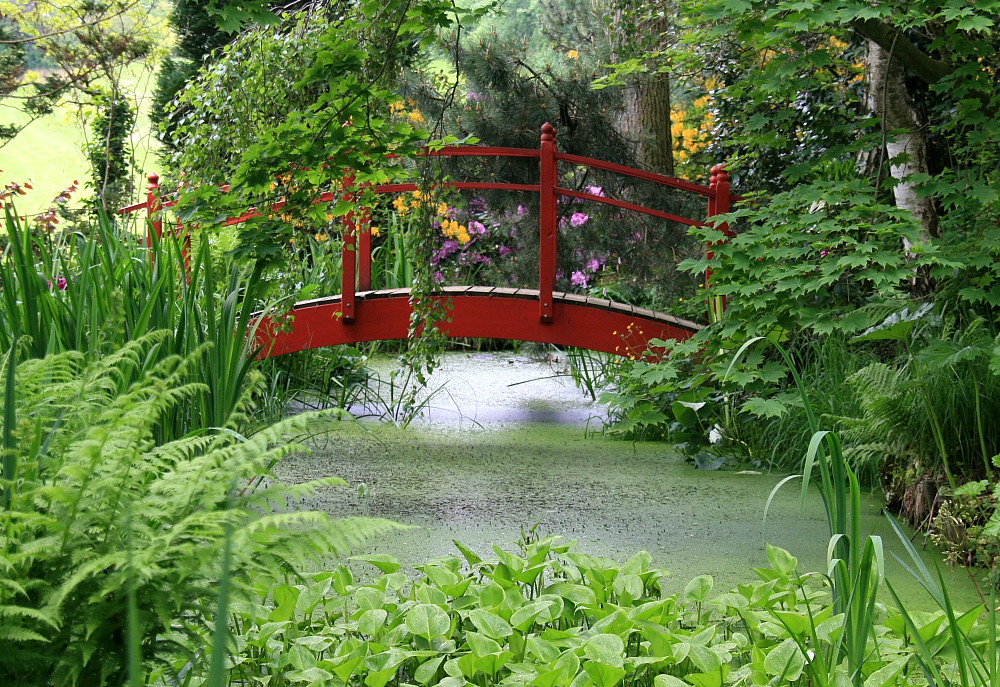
xmin=539 ymin=123 xmax=558 ymax=323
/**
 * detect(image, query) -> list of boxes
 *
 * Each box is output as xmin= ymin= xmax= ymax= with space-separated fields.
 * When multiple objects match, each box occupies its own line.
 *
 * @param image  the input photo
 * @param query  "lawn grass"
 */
xmin=1 ymin=62 xmax=162 ymax=217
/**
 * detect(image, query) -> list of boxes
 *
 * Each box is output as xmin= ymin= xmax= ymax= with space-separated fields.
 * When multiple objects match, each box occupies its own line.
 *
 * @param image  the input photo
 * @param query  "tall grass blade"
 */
xmin=2 ymin=337 xmax=16 ymax=510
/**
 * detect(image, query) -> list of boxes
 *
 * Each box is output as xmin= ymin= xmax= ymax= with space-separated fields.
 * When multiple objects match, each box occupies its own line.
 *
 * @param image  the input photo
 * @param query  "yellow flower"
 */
xmin=436 ymin=202 xmax=449 ymax=216
xmin=567 ymin=50 xmax=580 ymax=59
xmin=392 ymin=196 xmax=410 ymax=215
xmin=314 ymin=232 xmax=329 ymax=242
xmin=370 ymin=226 xmax=381 ymax=237
xmin=408 ymin=110 xmax=425 ymax=124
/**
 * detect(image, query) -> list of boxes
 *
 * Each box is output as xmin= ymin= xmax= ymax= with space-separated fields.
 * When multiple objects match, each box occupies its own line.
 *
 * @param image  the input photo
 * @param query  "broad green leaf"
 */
xmin=269 ymin=584 xmax=301 ymax=623
xmin=407 ymin=604 xmax=452 ymax=641
xmin=763 ymin=638 xmax=804 ymax=680
xmin=468 ymin=609 xmax=514 ymax=638
xmin=766 ymin=544 xmax=798 ymax=576
xmin=655 ymin=675 xmax=691 ymax=687
xmin=466 ymin=631 xmax=503 ymax=656
xmin=358 ymin=608 xmax=389 ymax=635
xmin=355 ymin=554 xmax=403 ymax=573
xmin=415 ymin=657 xmax=446 ymax=684
xmin=583 ymin=661 xmax=626 ymax=687
xmin=863 ymin=656 xmax=910 ymax=687
xmin=742 ymin=397 xmax=788 ymax=419
xmin=583 ymin=634 xmax=625 ymax=667
xmin=683 ymin=575 xmax=714 ymax=603
xmin=286 ymin=666 xmax=335 ymax=683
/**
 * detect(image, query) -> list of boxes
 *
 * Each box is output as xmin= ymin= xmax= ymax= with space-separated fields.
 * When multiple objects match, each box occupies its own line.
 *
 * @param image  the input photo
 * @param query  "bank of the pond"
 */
xmin=275 ymin=351 xmax=984 ymax=610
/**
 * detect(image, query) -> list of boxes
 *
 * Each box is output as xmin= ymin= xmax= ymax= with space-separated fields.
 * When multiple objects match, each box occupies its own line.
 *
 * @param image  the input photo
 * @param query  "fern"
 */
xmin=0 ymin=336 xmax=401 ymax=685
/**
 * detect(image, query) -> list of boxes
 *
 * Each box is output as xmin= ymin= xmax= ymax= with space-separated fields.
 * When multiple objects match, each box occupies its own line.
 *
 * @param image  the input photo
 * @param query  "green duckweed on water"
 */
xmin=274 ymin=351 xmax=984 ymax=610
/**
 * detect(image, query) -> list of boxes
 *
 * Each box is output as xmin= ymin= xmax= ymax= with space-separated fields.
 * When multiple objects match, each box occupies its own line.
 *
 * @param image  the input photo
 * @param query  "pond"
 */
xmin=276 ymin=350 xmax=984 ymax=609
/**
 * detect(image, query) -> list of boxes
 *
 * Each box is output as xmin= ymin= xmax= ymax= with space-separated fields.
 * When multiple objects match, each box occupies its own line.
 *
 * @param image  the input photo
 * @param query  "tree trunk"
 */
xmin=636 ymin=70 xmax=674 ymax=176
xmin=615 ymin=16 xmax=674 ymax=177
xmin=865 ymin=39 xmax=939 ymax=244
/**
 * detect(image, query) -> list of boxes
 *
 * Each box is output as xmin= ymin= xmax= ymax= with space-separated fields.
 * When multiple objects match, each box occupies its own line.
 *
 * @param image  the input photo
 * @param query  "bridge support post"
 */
xmin=340 ymin=175 xmax=358 ymax=323
xmin=146 ymin=173 xmax=162 ymax=248
xmin=539 ymin=123 xmax=558 ymax=323
xmin=706 ymin=165 xmax=732 ymax=322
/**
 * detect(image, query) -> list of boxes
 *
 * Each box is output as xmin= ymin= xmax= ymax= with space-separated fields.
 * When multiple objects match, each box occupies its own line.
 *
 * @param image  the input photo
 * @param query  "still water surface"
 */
xmin=276 ymin=351 xmax=983 ymax=609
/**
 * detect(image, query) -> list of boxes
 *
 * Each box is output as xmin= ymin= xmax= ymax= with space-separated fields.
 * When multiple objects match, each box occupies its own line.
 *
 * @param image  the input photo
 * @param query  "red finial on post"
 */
xmin=538 ymin=123 xmax=558 ymax=323
xmin=541 ymin=121 xmax=557 ymax=144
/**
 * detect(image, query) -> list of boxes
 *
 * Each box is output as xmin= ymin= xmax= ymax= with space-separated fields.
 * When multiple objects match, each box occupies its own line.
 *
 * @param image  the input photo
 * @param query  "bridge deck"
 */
xmin=255 ymin=286 xmax=702 ymax=358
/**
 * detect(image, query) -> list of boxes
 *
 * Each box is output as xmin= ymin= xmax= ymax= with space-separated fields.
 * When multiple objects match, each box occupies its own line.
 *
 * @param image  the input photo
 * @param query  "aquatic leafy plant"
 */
xmin=170 ymin=531 xmax=999 ymax=687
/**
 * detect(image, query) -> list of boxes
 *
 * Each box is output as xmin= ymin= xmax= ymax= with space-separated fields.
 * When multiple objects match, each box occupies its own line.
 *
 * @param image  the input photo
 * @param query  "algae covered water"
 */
xmin=276 ymin=351 xmax=983 ymax=608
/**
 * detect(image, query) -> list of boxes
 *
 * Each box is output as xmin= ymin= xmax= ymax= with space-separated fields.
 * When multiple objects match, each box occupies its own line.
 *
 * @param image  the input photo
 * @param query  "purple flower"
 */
xmin=570 ymin=270 xmax=590 ymax=288
xmin=586 ymin=258 xmax=602 ymax=272
xmin=569 ymin=212 xmax=589 ymax=227
xmin=468 ymin=220 xmax=487 ymax=236
xmin=466 ymin=91 xmax=484 ymax=102
xmin=469 ymin=196 xmax=487 ymax=213
xmin=516 ymin=205 xmax=529 ymax=217
xmin=820 ymin=250 xmax=829 ymax=258
xmin=433 ymin=271 xmax=445 ymax=283
xmin=498 ymin=245 xmax=514 ymax=258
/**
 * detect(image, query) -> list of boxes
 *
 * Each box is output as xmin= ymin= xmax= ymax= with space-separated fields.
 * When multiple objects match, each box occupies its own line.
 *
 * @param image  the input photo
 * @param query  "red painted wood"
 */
xmin=340 ymin=175 xmax=359 ymax=321
xmin=254 ymin=292 xmax=699 ymax=359
xmin=538 ymin=123 xmax=557 ymax=323
xmin=557 ymin=153 xmax=716 ymax=198
xmin=119 ymin=124 xmax=737 ymax=352
xmin=146 ymin=174 xmax=162 ymax=247
xmin=418 ymin=146 xmax=541 ymax=159
xmin=556 ymin=187 xmax=708 ymax=228
xmin=706 ymin=165 xmax=734 ymax=318
xmin=374 ymin=182 xmax=541 ymax=194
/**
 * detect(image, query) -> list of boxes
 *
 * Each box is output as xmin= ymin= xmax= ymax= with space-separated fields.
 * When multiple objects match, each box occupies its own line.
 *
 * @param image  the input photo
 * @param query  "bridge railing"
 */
xmin=119 ymin=123 xmax=736 ymax=324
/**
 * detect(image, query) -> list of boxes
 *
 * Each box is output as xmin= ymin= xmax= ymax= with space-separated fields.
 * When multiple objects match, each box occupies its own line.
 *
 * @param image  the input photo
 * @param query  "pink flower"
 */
xmin=569 ymin=212 xmax=589 ymax=227
xmin=585 ymin=258 xmax=602 ymax=272
xmin=570 ymin=270 xmax=589 ymax=288
xmin=468 ymin=220 xmax=487 ymax=236
xmin=585 ymin=185 xmax=605 ymax=197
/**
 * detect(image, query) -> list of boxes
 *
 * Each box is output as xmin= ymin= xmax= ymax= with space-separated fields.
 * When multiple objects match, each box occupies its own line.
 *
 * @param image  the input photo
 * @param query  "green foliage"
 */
xmin=163 ymin=0 xmax=455 ymax=264
xmin=0 ymin=208 xmax=264 ymax=440
xmin=86 ymin=89 xmax=137 ymax=212
xmin=0 ymin=338 xmax=400 ymax=685
xmin=152 ymin=0 xmax=238 ymax=147
xmin=147 ymin=529 xmax=999 ymax=687
xmin=681 ymin=180 xmax=940 ymax=339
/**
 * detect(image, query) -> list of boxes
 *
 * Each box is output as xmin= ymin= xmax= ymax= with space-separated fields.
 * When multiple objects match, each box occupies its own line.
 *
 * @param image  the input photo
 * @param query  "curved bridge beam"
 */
xmin=254 ymin=287 xmax=702 ymax=359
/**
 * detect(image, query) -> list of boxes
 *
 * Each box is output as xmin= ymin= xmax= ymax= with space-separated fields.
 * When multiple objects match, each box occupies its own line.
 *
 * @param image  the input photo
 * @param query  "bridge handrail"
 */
xmin=119 ymin=122 xmax=735 ymax=324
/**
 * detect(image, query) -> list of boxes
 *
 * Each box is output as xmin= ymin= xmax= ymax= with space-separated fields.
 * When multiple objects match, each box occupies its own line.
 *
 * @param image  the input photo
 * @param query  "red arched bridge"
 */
xmin=120 ymin=123 xmax=735 ymax=358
